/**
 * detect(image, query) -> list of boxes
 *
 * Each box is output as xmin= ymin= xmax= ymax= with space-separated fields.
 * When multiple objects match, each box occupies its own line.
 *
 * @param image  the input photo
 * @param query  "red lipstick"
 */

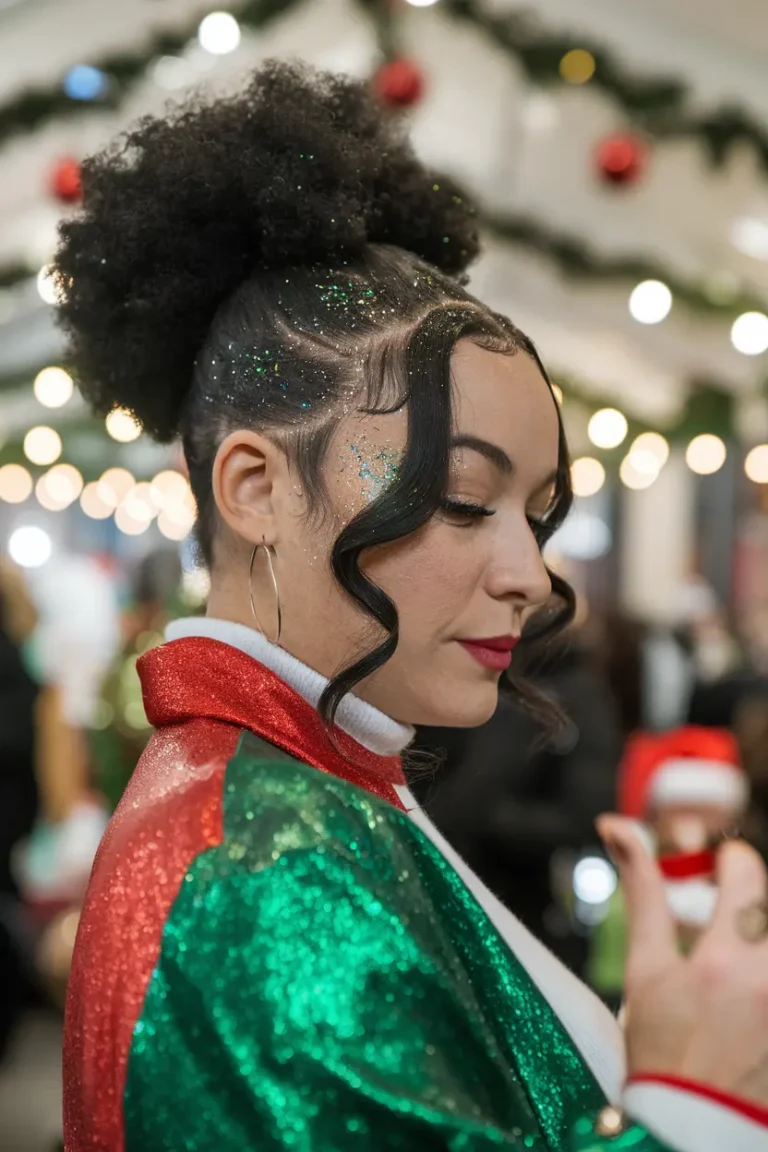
xmin=458 ymin=635 xmax=519 ymax=671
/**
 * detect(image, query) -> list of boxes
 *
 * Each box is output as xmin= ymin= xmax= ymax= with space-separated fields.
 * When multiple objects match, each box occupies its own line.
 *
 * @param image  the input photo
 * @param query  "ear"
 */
xmin=212 ymin=430 xmax=281 ymax=548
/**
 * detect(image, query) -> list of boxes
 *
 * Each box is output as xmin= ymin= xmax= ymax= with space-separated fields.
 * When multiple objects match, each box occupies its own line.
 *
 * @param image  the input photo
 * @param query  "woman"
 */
xmin=57 ymin=64 xmax=767 ymax=1151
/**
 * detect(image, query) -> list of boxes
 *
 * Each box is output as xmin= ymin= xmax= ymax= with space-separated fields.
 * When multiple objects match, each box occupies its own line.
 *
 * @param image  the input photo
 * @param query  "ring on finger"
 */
xmin=736 ymin=900 xmax=768 ymax=943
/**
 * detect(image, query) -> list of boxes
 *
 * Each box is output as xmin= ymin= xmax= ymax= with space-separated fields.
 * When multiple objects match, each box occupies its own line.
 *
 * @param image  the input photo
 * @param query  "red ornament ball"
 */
xmin=373 ymin=58 xmax=425 ymax=108
xmin=51 ymin=157 xmax=83 ymax=204
xmin=595 ymin=134 xmax=648 ymax=187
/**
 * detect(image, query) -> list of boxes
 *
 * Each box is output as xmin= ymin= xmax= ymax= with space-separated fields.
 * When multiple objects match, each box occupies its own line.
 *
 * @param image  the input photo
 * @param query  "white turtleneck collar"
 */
xmin=165 ymin=617 xmax=415 ymax=758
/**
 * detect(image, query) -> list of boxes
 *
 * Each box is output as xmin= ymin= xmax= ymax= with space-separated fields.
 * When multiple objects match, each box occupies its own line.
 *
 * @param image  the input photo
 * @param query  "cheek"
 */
xmin=364 ymin=524 xmax=484 ymax=641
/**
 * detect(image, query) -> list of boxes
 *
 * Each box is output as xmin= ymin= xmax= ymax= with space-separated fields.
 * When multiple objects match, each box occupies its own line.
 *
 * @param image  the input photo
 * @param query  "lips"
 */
xmin=458 ymin=635 xmax=519 ymax=672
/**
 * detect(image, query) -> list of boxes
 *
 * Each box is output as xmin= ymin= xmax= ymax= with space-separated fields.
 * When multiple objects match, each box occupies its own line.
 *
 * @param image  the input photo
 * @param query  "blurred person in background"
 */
xmin=589 ymin=727 xmax=750 ymax=1005
xmin=411 ymin=621 xmax=623 ymax=976
xmin=90 ymin=548 xmax=184 ymax=812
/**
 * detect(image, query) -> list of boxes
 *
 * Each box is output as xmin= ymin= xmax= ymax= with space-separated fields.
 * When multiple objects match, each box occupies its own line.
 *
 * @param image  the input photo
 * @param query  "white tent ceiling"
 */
xmin=1 ymin=0 xmax=768 ymax=435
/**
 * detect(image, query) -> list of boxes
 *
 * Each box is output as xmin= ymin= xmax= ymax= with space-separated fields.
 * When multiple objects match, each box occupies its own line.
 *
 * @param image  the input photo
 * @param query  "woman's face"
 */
xmin=215 ymin=340 xmax=561 ymax=728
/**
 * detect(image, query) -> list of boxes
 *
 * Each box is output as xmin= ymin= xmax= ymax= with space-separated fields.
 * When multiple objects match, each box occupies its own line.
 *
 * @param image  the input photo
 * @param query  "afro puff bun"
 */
xmin=54 ymin=60 xmax=480 ymax=441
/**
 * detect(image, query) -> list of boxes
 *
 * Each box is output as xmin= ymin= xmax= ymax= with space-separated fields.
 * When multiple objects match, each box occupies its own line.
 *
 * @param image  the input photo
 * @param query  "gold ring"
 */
xmin=736 ymin=901 xmax=768 ymax=943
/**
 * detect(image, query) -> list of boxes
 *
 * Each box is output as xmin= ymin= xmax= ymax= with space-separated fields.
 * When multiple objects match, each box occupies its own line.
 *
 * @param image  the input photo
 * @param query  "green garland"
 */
xmin=2 ymin=0 xmax=767 ymax=172
xmin=1 ymin=203 xmax=765 ymax=321
xmin=0 ymin=0 xmax=307 ymax=148
xmin=481 ymin=211 xmax=766 ymax=319
xmin=434 ymin=0 xmax=768 ymax=169
xmin=555 ymin=377 xmax=740 ymax=454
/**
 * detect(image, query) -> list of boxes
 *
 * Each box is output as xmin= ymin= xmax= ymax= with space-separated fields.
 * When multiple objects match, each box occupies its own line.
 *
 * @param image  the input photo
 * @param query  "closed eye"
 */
xmin=439 ymin=499 xmax=496 ymax=526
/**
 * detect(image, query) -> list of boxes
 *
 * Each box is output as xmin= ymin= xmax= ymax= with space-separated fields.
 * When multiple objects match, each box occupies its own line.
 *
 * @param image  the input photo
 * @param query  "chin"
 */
xmin=413 ymin=676 xmax=501 ymax=729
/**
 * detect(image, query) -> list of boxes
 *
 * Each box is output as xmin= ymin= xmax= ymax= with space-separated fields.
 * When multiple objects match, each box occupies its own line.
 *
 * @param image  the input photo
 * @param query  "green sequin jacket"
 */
xmin=63 ymin=623 xmax=767 ymax=1151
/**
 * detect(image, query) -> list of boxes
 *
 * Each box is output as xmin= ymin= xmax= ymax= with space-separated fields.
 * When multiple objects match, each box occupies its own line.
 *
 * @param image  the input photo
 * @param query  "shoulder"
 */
xmin=215 ymin=729 xmax=421 ymax=881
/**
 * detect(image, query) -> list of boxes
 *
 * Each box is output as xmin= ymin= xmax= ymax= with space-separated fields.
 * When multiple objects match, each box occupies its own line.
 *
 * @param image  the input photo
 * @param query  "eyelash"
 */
xmin=439 ymin=501 xmax=558 ymax=544
xmin=439 ymin=499 xmax=496 ymax=524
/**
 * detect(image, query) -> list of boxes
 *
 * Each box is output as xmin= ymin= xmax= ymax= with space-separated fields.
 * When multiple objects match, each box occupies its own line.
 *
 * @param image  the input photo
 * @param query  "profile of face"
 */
xmin=211 ymin=340 xmax=560 ymax=728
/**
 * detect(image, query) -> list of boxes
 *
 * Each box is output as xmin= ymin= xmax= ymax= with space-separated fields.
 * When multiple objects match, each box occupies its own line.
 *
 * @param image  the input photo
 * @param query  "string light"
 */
xmin=34 ymin=366 xmax=73 ymax=408
xmin=80 ymin=482 xmax=113 ymax=519
xmin=105 ymin=408 xmax=141 ymax=443
xmin=559 ymin=49 xmax=595 ymax=84
xmin=731 ymin=311 xmax=768 ymax=355
xmin=571 ymin=457 xmax=606 ymax=498
xmin=0 ymin=463 xmax=32 ymax=503
xmin=629 ymin=431 xmax=669 ymax=468
xmin=24 ymin=426 xmax=62 ymax=466
xmin=8 ymin=525 xmax=52 ymax=569
xmin=745 ymin=444 xmax=768 ymax=483
xmin=620 ymin=455 xmax=657 ymax=490
xmin=629 ymin=280 xmax=672 ymax=324
xmin=97 ymin=468 xmax=135 ymax=508
xmin=686 ymin=434 xmax=726 ymax=475
xmin=405 ymin=0 xmax=440 ymax=5
xmin=149 ymin=469 xmax=189 ymax=508
xmin=122 ymin=483 xmax=157 ymax=524
xmin=64 ymin=65 xmax=108 ymax=101
xmin=158 ymin=511 xmax=194 ymax=541
xmin=36 ymin=464 xmax=83 ymax=511
xmin=36 ymin=264 xmax=59 ymax=305
xmin=36 ymin=474 xmax=66 ymax=512
xmin=198 ymin=12 xmax=241 ymax=55
xmin=551 ymin=383 xmax=564 ymax=405
xmin=588 ymin=408 xmax=628 ymax=449
xmin=114 ymin=503 xmax=150 ymax=536
xmin=731 ymin=218 xmax=768 ymax=261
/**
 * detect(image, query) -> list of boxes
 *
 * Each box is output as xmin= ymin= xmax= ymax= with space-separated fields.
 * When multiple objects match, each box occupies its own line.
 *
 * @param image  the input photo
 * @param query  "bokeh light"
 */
xmin=114 ymin=503 xmax=150 ymax=536
xmin=745 ymin=444 xmax=768 ymax=483
xmin=571 ymin=457 xmax=606 ymax=498
xmin=731 ymin=311 xmax=768 ymax=356
xmin=158 ymin=511 xmax=194 ymax=541
xmin=105 ymin=408 xmax=142 ymax=443
xmin=620 ymin=455 xmax=657 ymax=490
xmin=64 ymin=65 xmax=108 ymax=101
xmin=685 ymin=434 xmax=727 ymax=475
xmin=629 ymin=280 xmax=672 ymax=324
xmin=122 ymin=483 xmax=158 ymax=524
xmin=34 ymin=366 xmax=74 ymax=408
xmin=588 ymin=408 xmax=628 ymax=450
xmin=8 ymin=525 xmax=52 ymax=568
xmin=24 ymin=426 xmax=62 ymax=465
xmin=36 ymin=464 xmax=83 ymax=511
xmin=80 ymin=482 xmax=113 ymax=519
xmin=0 ymin=463 xmax=33 ymax=503
xmin=36 ymin=264 xmax=60 ymax=305
xmin=629 ymin=431 xmax=669 ymax=468
xmin=198 ymin=12 xmax=241 ymax=54
xmin=97 ymin=468 xmax=135 ymax=508
xmin=559 ymin=49 xmax=595 ymax=84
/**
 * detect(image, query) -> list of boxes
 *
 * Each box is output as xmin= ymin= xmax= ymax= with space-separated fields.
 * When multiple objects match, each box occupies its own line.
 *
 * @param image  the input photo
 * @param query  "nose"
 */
xmin=485 ymin=518 xmax=552 ymax=610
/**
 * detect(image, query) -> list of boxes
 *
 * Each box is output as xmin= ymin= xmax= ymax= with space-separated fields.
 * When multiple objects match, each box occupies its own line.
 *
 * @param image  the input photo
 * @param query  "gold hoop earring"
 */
xmin=248 ymin=539 xmax=282 ymax=646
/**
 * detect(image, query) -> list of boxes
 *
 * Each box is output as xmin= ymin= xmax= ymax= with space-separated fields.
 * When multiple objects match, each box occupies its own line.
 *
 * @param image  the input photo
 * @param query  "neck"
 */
xmin=165 ymin=617 xmax=414 ymax=757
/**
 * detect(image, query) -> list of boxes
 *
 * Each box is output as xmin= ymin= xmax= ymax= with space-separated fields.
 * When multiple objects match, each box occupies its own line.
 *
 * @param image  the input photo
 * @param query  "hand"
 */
xmin=597 ymin=815 xmax=768 ymax=1108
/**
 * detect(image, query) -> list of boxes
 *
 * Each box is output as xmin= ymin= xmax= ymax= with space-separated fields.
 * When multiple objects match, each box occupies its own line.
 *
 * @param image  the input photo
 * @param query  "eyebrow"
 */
xmin=451 ymin=434 xmax=513 ymax=475
xmin=451 ymin=434 xmax=559 ymax=499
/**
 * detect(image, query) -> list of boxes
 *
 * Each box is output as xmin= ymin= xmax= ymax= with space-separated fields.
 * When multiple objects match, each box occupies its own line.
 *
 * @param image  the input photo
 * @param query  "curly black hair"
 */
xmin=54 ymin=60 xmax=574 ymax=729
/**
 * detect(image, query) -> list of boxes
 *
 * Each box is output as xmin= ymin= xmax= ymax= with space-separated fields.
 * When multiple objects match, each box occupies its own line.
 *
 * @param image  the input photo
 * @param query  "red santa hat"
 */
xmin=619 ymin=725 xmax=747 ymax=819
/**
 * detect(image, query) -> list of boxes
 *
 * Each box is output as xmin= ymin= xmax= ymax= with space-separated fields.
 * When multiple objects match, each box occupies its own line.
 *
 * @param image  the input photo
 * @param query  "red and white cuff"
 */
xmin=624 ymin=1074 xmax=768 ymax=1152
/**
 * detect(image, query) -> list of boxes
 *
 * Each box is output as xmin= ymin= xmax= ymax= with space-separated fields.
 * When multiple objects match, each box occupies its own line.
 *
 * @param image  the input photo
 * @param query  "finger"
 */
xmin=707 ymin=840 xmax=767 ymax=945
xmin=597 ymin=815 xmax=677 ymax=975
